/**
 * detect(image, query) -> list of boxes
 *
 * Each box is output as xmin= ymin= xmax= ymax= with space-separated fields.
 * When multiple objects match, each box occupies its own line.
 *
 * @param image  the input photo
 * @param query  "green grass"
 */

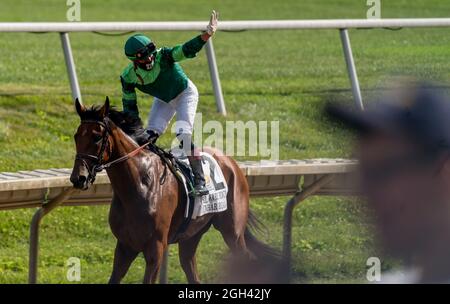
xmin=0 ymin=0 xmax=449 ymax=283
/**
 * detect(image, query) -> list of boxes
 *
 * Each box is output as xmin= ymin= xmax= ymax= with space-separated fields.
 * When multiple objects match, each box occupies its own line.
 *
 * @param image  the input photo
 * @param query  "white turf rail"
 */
xmin=0 ymin=159 xmax=359 ymax=211
xmin=0 ymin=159 xmax=360 ymax=284
xmin=1 ymin=19 xmax=450 ymax=32
xmin=2 ymin=18 xmax=449 ymax=116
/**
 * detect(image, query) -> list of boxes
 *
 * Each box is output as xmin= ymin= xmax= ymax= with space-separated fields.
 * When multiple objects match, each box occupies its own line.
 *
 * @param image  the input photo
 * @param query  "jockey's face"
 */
xmin=135 ymin=53 xmax=155 ymax=71
xmin=134 ymin=43 xmax=156 ymax=71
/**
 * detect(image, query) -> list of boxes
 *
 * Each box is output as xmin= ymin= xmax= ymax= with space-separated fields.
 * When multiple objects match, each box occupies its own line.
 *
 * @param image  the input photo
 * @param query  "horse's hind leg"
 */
xmin=108 ymin=241 xmax=139 ymax=284
xmin=142 ymin=238 xmax=165 ymax=284
xmin=213 ymin=213 xmax=253 ymax=259
xmin=218 ymin=226 xmax=251 ymax=257
xmin=178 ymin=223 xmax=211 ymax=284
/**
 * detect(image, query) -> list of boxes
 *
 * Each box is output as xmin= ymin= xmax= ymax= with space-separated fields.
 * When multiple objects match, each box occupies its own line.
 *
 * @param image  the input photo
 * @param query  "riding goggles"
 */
xmin=134 ymin=42 xmax=156 ymax=60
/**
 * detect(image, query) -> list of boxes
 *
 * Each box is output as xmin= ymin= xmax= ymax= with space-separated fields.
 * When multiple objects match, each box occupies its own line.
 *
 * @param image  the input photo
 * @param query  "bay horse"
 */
xmin=70 ymin=97 xmax=278 ymax=283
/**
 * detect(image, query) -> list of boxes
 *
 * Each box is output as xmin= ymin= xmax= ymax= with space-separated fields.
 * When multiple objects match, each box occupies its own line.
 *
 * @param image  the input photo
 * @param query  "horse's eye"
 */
xmin=93 ymin=135 xmax=102 ymax=143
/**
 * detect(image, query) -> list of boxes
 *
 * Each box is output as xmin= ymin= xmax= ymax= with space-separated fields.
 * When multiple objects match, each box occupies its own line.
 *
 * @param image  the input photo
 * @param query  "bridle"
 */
xmin=75 ymin=118 xmax=112 ymax=183
xmin=75 ymin=117 xmax=151 ymax=184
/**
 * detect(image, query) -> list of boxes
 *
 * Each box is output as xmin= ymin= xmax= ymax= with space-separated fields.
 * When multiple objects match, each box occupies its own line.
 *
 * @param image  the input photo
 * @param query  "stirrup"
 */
xmin=193 ymin=184 xmax=209 ymax=196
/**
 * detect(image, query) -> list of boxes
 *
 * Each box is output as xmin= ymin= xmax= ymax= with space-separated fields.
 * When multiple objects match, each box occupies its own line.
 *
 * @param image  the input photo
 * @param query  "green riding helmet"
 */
xmin=124 ymin=34 xmax=156 ymax=61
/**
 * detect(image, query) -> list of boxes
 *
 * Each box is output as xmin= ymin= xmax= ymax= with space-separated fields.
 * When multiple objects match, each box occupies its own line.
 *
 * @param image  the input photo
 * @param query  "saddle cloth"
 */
xmin=171 ymin=150 xmax=228 ymax=219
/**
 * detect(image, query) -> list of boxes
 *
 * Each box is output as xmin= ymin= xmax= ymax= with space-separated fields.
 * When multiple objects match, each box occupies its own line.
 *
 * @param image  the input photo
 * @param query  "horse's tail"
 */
xmin=244 ymin=210 xmax=281 ymax=260
xmin=235 ymin=210 xmax=289 ymax=283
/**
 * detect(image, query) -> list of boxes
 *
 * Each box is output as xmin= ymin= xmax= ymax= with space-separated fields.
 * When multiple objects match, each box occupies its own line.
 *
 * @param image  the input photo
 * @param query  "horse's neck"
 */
xmin=106 ymin=126 xmax=154 ymax=196
xmin=109 ymin=126 xmax=140 ymax=161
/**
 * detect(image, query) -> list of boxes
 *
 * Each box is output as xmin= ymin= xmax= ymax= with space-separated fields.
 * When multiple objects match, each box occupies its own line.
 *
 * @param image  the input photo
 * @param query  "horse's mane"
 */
xmin=80 ymin=105 xmax=144 ymax=136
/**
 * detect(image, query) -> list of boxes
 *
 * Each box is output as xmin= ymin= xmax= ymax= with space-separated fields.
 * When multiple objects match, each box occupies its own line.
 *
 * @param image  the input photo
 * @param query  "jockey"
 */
xmin=120 ymin=11 xmax=218 ymax=196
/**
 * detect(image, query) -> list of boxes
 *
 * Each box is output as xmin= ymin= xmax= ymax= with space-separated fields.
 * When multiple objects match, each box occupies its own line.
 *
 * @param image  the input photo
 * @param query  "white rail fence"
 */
xmin=2 ymin=19 xmax=450 ymax=114
xmin=0 ymin=159 xmax=359 ymax=283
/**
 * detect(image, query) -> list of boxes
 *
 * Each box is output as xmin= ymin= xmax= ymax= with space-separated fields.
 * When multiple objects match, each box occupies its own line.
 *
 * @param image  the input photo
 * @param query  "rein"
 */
xmin=97 ymin=141 xmax=151 ymax=171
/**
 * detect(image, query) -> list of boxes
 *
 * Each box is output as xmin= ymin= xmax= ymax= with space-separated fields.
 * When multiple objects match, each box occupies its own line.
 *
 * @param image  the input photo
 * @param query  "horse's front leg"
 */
xmin=109 ymin=241 xmax=139 ymax=284
xmin=142 ymin=237 xmax=166 ymax=284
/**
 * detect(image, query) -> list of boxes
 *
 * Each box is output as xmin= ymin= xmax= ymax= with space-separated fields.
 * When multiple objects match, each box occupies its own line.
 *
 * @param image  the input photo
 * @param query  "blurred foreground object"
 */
xmin=327 ymin=81 xmax=450 ymax=283
xmin=218 ymin=253 xmax=289 ymax=284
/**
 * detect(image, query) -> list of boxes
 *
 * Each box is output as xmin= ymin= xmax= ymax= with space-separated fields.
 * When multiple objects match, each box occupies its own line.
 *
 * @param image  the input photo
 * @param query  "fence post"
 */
xmin=159 ymin=248 xmax=169 ymax=284
xmin=339 ymin=29 xmax=364 ymax=110
xmin=283 ymin=174 xmax=335 ymax=281
xmin=205 ymin=38 xmax=226 ymax=116
xmin=28 ymin=209 xmax=44 ymax=284
xmin=28 ymin=187 xmax=76 ymax=283
xmin=60 ymin=32 xmax=82 ymax=103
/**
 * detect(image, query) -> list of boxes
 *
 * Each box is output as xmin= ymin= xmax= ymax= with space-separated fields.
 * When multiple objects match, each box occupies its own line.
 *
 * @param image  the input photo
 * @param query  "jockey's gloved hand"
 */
xmin=145 ymin=129 xmax=159 ymax=144
xmin=131 ymin=129 xmax=159 ymax=146
xmin=206 ymin=10 xmax=218 ymax=36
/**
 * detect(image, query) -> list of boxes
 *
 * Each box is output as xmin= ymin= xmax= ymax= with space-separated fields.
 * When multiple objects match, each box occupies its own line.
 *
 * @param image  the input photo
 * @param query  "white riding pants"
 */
xmin=146 ymin=79 xmax=199 ymax=136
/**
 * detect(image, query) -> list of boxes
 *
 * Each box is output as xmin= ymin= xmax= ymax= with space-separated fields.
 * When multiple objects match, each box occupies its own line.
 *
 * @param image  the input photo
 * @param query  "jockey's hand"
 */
xmin=205 ymin=10 xmax=218 ymax=37
xmin=145 ymin=130 xmax=159 ymax=144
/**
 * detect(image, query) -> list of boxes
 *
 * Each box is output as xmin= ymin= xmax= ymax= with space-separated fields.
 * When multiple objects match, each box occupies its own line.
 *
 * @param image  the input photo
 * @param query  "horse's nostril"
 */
xmin=78 ymin=176 xmax=87 ymax=184
xmin=71 ymin=175 xmax=88 ymax=188
xmin=70 ymin=176 xmax=77 ymax=185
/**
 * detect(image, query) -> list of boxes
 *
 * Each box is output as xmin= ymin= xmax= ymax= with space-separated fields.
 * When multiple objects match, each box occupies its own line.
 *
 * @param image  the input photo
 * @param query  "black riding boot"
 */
xmin=187 ymin=156 xmax=209 ymax=196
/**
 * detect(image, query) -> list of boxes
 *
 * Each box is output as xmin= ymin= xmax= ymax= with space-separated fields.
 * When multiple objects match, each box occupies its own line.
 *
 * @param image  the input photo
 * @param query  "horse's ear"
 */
xmin=75 ymin=98 xmax=86 ymax=118
xmin=100 ymin=96 xmax=110 ymax=118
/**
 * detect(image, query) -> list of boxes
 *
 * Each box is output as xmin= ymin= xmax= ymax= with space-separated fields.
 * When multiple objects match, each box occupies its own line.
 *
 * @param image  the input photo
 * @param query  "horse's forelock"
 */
xmin=78 ymin=105 xmax=104 ymax=121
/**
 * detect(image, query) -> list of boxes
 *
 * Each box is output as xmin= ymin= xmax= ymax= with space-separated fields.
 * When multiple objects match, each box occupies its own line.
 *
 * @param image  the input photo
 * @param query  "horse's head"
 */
xmin=70 ymin=97 xmax=112 ymax=190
